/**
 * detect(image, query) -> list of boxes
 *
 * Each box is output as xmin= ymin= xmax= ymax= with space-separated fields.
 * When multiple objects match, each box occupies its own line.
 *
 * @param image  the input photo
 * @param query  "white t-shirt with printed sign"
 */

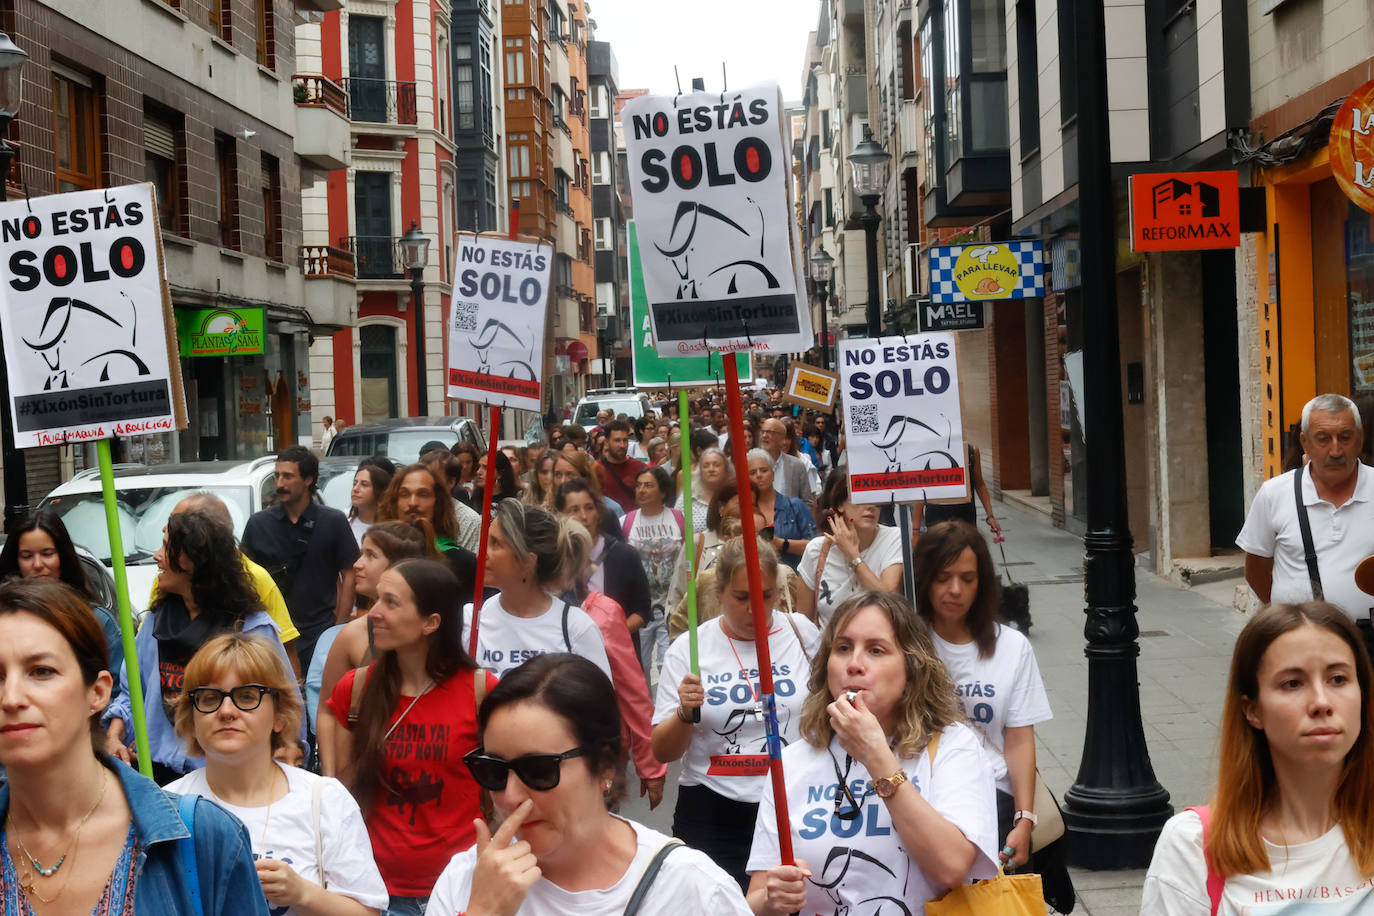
xmin=1142 ymin=809 xmax=1374 ymax=915
xmin=932 ymin=625 xmax=1053 ymax=794
xmin=799 ymin=525 xmax=906 ymax=626
xmin=652 ymin=614 xmax=820 ymax=802
xmin=463 ymin=593 xmax=613 ymax=681
xmin=429 ymin=815 xmax=752 ymax=915
xmin=165 ymin=763 xmax=389 ymax=916
xmin=746 ymin=723 xmax=999 ymax=913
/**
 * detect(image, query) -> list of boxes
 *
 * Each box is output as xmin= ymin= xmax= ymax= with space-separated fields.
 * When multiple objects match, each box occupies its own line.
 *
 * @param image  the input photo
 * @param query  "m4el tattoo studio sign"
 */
xmin=1332 ymin=79 xmax=1374 ymax=215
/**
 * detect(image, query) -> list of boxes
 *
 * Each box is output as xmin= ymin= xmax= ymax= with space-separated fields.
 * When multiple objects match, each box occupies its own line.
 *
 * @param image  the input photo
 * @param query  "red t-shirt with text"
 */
xmin=326 ymin=666 xmax=498 ymax=896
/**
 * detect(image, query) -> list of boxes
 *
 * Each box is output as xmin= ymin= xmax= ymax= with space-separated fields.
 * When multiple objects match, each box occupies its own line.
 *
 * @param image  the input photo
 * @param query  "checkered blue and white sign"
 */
xmin=929 ymin=240 xmax=1046 ymax=303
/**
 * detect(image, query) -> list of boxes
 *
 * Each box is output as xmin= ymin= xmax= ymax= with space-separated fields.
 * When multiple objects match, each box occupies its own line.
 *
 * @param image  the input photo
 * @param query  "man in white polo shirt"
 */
xmin=1238 ymin=394 xmax=1374 ymax=634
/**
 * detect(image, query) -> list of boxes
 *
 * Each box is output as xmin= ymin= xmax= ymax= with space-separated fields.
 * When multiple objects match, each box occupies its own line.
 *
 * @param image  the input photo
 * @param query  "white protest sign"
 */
xmin=0 ymin=183 xmax=185 ymax=448
xmin=446 ymin=233 xmax=553 ymax=413
xmin=839 ymin=333 xmax=966 ymax=504
xmin=621 ymin=83 xmax=812 ymax=358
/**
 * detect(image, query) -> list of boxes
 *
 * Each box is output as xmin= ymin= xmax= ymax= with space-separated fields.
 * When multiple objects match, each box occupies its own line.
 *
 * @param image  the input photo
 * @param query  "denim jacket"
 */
xmin=0 ymin=756 xmax=268 ymax=915
xmin=102 ymin=607 xmax=297 ymax=775
xmin=772 ymin=493 xmax=817 ymax=569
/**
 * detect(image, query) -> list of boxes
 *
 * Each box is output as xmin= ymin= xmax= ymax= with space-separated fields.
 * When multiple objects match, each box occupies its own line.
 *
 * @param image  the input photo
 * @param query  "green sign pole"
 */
xmin=679 ymin=391 xmax=700 ymax=722
xmin=98 ymin=439 xmax=152 ymax=778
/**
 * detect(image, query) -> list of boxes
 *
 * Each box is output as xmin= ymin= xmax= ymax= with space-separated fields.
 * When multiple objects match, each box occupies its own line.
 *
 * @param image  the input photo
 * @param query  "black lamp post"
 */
xmin=400 ymin=221 xmax=432 ymax=417
xmin=1059 ymin=0 xmax=1173 ymax=868
xmin=0 ymin=31 xmax=29 ymax=535
xmin=809 ymin=247 xmax=835 ymax=370
xmin=847 ymin=124 xmax=890 ymax=339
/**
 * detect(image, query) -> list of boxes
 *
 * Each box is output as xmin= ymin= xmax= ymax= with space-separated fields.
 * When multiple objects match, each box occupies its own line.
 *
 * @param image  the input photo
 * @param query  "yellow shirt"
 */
xmin=146 ymin=552 xmax=301 ymax=644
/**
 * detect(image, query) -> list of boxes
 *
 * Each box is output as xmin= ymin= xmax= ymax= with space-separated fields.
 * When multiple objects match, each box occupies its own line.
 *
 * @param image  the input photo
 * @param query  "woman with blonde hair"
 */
xmin=746 ymin=591 xmax=998 ymax=915
xmin=522 ymin=450 xmax=559 ymax=508
xmin=168 ymin=633 xmax=388 ymax=915
xmin=1141 ymin=601 xmax=1374 ymax=913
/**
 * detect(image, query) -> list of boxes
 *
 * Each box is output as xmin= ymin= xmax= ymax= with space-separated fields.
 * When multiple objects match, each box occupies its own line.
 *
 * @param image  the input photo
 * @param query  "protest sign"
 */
xmin=621 ymin=83 xmax=812 ymax=358
xmin=446 ymin=232 xmax=553 ymax=413
xmin=627 ymin=220 xmax=751 ymax=387
xmin=839 ymin=333 xmax=966 ymax=504
xmin=781 ymin=361 xmax=838 ymax=412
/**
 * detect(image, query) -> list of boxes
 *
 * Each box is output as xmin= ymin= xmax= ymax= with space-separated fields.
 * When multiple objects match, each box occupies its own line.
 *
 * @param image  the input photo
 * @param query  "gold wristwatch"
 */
xmin=872 ymin=769 xmax=908 ymax=798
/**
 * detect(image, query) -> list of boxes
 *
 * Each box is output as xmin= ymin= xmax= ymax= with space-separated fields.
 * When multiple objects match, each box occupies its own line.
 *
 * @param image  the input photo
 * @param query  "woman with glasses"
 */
xmin=103 ymin=510 xmax=294 ymax=784
xmin=167 ymin=633 xmax=388 ymax=916
xmin=429 ymin=653 xmax=752 ymax=914
xmin=746 ymin=591 xmax=998 ymax=916
xmin=320 ymin=559 xmax=496 ymax=916
xmin=652 ymin=538 xmax=818 ymax=892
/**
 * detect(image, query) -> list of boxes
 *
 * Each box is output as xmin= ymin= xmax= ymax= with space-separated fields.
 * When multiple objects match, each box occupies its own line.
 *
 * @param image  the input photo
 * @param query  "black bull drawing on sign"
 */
xmin=870 ymin=413 xmax=959 ymax=475
xmin=22 ymin=293 xmax=151 ymax=390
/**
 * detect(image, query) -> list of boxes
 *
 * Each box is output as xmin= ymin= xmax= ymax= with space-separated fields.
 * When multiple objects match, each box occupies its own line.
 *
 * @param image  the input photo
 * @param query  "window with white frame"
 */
xmin=509 ymin=144 xmax=530 ymax=178
xmin=504 ymin=38 xmax=525 ymax=84
xmin=592 ymin=150 xmax=610 ymax=185
xmin=589 ymin=83 xmax=609 ymax=119
xmin=594 ymin=217 xmax=612 ymax=250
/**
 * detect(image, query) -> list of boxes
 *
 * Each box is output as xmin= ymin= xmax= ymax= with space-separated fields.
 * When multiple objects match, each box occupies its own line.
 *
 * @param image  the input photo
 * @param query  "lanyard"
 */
xmin=828 ymin=746 xmax=873 ymax=821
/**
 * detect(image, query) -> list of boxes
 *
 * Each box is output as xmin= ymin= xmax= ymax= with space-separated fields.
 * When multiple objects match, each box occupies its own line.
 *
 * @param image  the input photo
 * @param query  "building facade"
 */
xmin=587 ymin=37 xmax=624 ymax=387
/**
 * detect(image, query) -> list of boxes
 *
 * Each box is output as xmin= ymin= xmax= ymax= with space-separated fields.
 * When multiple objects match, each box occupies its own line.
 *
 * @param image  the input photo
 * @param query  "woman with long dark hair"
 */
xmin=349 ymin=462 xmax=395 ymax=547
xmin=1142 ymin=602 xmax=1374 ymax=913
xmin=320 ymin=559 xmax=494 ymax=915
xmin=102 ymin=510 xmax=293 ymax=784
xmin=429 ymin=653 xmax=752 ymax=914
xmin=0 ymin=509 xmax=124 ymax=693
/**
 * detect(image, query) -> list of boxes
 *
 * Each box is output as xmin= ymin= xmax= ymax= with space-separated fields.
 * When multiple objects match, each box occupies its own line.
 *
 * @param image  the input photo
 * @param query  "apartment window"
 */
xmin=142 ymin=104 xmax=185 ymax=235
xmin=592 ymin=151 xmax=610 ymax=185
xmin=210 ymin=0 xmax=231 ymax=42
xmin=215 ymin=133 xmax=239 ymax=250
xmin=590 ymin=83 xmax=608 ymax=119
xmin=821 ymin=110 xmax=831 ymax=148
xmin=255 ymin=0 xmax=274 ymax=69
xmin=508 ymin=88 xmax=527 ymax=101
xmin=1015 ymin=0 xmax=1040 ymax=156
xmin=504 ymin=39 xmax=525 ymax=83
xmin=509 ymin=144 xmax=530 ymax=178
xmin=555 ymin=170 xmax=570 ymax=208
xmin=511 ymin=180 xmax=531 ymax=198
xmin=479 ymin=36 xmax=494 ymax=140
xmin=943 ymin=0 xmax=961 ymax=164
xmin=594 ymin=217 xmax=611 ymax=250
xmin=53 ymin=72 xmax=101 ymax=193
xmin=1057 ymin=0 xmax=1077 ymax=123
xmin=824 ymin=188 xmax=834 ymax=227
xmin=549 ymin=4 xmax=565 ymax=40
xmin=551 ymin=87 xmax=567 ymax=123
xmin=556 ymin=253 xmax=573 ymax=289
xmin=456 ymin=44 xmax=475 ymax=130
xmin=260 ymin=153 xmax=282 ymax=261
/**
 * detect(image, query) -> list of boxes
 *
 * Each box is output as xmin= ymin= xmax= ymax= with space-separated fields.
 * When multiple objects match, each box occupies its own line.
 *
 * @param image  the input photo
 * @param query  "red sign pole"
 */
xmin=466 ymin=201 xmax=522 ymax=658
xmin=722 ymin=354 xmax=796 ymax=866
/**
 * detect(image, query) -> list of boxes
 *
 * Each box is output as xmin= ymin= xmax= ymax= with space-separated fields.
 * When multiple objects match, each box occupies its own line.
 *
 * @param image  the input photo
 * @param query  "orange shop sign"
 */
xmin=1128 ymin=170 xmax=1240 ymax=251
xmin=1331 ymin=78 xmax=1374 ymax=215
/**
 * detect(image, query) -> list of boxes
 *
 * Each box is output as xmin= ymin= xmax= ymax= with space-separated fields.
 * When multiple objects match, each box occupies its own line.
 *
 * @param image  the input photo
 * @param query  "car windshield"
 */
xmin=39 ymin=485 xmax=254 ymax=565
xmin=386 ymin=430 xmax=458 ymax=462
xmin=575 ymin=399 xmax=643 ymax=424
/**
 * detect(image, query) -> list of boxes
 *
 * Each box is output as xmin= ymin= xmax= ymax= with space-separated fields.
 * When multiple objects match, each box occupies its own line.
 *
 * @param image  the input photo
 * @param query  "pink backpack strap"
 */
xmin=622 ymin=509 xmax=636 ymax=539
xmin=672 ymin=508 xmax=685 ymax=537
xmin=1185 ymin=805 xmax=1223 ymax=916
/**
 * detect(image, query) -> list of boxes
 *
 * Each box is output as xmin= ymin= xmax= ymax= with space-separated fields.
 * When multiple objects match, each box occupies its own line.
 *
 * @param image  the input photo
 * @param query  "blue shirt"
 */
xmin=0 ymin=757 xmax=268 ymax=915
xmin=772 ymin=493 xmax=816 ymax=570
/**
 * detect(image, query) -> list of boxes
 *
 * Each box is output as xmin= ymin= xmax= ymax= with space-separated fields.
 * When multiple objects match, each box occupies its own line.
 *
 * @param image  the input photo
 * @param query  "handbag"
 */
xmin=1030 ymin=772 xmax=1065 ymax=852
xmin=995 ymin=536 xmax=1032 ymax=632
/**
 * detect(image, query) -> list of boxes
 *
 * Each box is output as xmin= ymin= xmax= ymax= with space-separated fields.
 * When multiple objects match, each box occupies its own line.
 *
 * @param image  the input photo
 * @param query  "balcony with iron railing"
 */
xmin=341 ymin=78 xmax=418 ymax=126
xmin=339 ymin=236 xmax=405 ymax=279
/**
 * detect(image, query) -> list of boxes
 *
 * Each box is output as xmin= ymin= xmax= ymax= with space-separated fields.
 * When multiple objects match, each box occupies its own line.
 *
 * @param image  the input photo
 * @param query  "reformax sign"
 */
xmin=1129 ymin=170 xmax=1240 ymax=252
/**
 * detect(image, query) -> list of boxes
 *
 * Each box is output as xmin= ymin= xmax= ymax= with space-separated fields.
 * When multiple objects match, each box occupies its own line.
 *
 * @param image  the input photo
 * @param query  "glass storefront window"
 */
xmin=1346 ymin=201 xmax=1374 ymax=393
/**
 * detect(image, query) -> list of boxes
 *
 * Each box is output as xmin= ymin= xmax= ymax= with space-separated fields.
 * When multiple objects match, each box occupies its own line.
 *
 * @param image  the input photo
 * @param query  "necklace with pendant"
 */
xmin=11 ymin=769 xmax=109 ymax=903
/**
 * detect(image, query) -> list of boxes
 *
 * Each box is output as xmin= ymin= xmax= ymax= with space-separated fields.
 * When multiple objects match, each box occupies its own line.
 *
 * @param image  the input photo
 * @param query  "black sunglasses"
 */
xmin=463 ymin=747 xmax=587 ymax=792
xmin=188 ymin=685 xmax=278 ymax=715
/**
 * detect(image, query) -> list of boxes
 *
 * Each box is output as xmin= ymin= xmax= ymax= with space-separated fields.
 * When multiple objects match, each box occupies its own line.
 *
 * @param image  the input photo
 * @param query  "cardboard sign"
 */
xmin=627 ymin=220 xmax=752 ymax=387
xmin=0 ymin=183 xmax=186 ymax=447
xmin=918 ymin=299 xmax=985 ymax=331
xmin=782 ymin=362 xmax=838 ymax=412
xmin=1129 ymin=170 xmax=1240 ymax=251
xmin=839 ymin=333 xmax=966 ymax=504
xmin=446 ymin=232 xmax=553 ymax=412
xmin=621 ymin=84 xmax=812 ymax=358
xmin=176 ymin=306 xmax=265 ymax=357
xmin=1331 ymin=78 xmax=1374 ymax=215
xmin=929 ymin=241 xmax=1045 ymax=303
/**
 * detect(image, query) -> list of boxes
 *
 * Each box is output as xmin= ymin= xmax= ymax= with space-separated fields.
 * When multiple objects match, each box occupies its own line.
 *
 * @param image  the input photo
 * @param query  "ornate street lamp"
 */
xmin=847 ymin=125 xmax=889 ymax=338
xmin=400 ymin=221 xmax=432 ymax=416
xmin=809 ymin=246 xmax=835 ymax=370
xmin=0 ymin=31 xmax=29 ymax=534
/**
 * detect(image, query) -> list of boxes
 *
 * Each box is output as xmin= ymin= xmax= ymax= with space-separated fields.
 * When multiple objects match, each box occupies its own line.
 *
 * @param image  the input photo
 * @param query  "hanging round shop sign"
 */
xmin=1330 ymin=78 xmax=1374 ymax=215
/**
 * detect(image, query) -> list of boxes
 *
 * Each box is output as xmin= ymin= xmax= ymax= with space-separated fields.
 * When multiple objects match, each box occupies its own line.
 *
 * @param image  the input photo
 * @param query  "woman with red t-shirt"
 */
xmin=319 ymin=558 xmax=496 ymax=916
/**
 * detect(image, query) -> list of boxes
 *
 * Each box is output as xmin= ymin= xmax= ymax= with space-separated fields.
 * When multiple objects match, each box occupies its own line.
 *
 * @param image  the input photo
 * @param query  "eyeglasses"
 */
xmin=463 ymin=747 xmax=587 ymax=792
xmin=188 ymin=685 xmax=279 ymax=714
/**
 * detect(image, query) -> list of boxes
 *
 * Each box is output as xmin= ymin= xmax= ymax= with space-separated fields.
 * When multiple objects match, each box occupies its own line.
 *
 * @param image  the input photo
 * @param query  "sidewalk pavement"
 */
xmin=621 ymin=495 xmax=1248 ymax=915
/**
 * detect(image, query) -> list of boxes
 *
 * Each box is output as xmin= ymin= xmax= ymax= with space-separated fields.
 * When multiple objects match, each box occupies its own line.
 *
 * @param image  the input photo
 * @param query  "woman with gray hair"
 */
xmin=675 ymin=445 xmax=733 ymax=531
xmin=465 ymin=498 xmax=613 ymax=681
xmin=746 ymin=447 xmax=815 ymax=571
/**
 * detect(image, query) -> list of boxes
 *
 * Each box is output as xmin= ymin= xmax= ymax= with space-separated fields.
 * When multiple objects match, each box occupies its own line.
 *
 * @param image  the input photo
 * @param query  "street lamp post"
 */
xmin=809 ymin=247 xmax=835 ymax=370
xmin=848 ymin=125 xmax=890 ymax=339
xmin=0 ymin=32 xmax=29 ymax=535
xmin=400 ymin=221 xmax=432 ymax=417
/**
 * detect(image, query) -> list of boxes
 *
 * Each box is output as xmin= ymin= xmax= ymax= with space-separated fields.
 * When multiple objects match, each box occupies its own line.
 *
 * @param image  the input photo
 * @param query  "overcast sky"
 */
xmin=586 ymin=0 xmax=820 ymax=103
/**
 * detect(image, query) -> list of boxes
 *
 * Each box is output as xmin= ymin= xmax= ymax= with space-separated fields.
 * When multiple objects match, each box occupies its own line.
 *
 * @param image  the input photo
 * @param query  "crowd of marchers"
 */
xmin=0 ymin=389 xmax=1367 ymax=915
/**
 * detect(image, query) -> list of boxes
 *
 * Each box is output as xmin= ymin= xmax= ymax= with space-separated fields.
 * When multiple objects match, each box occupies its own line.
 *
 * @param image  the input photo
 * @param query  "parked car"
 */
xmin=37 ymin=456 xmax=360 ymax=612
xmin=572 ymin=389 xmax=654 ymax=430
xmin=325 ymin=416 xmax=486 ymax=461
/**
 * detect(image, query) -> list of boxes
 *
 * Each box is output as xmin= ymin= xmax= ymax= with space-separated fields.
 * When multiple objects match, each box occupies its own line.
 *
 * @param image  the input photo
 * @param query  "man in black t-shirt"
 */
xmin=241 ymin=445 xmax=360 ymax=673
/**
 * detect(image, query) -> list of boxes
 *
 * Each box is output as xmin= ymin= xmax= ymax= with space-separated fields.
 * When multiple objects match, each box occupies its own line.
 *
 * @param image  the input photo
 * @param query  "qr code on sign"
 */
xmin=453 ymin=302 xmax=479 ymax=331
xmin=850 ymin=404 xmax=879 ymax=434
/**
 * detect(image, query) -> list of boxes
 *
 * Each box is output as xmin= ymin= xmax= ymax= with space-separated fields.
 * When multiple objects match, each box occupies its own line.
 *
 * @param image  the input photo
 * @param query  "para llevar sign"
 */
xmin=1129 ymin=170 xmax=1240 ymax=251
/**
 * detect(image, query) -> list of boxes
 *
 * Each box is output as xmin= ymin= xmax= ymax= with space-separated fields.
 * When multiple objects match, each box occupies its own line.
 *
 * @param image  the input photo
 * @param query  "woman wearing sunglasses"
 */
xmin=652 ymin=537 xmax=818 ymax=892
xmin=320 ymin=559 xmax=496 ymax=916
xmin=430 ymin=653 xmax=752 ymax=914
xmin=167 ymin=633 xmax=388 ymax=916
